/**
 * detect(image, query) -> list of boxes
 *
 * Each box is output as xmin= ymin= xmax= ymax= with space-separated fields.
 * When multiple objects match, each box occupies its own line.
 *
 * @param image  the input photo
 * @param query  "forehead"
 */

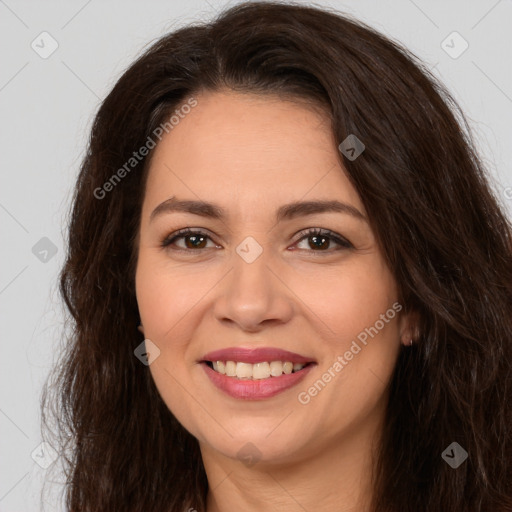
xmin=143 ymin=90 xmax=364 ymax=217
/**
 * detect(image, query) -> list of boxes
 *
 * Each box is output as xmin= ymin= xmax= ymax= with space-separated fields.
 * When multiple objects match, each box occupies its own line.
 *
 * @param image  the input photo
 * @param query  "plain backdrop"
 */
xmin=1 ymin=0 xmax=511 ymax=510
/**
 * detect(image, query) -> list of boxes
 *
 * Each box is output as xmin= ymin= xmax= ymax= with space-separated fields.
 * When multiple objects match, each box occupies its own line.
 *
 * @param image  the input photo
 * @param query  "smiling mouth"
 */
xmin=203 ymin=360 xmax=314 ymax=379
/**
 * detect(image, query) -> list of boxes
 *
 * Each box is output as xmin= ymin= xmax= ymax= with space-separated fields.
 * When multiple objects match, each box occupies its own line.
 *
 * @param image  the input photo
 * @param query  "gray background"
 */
xmin=1 ymin=0 xmax=511 ymax=510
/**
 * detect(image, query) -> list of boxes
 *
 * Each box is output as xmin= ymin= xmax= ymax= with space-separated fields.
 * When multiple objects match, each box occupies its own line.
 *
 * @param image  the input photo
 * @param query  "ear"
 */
xmin=398 ymin=309 xmax=420 ymax=346
xmin=137 ymin=324 xmax=145 ymax=335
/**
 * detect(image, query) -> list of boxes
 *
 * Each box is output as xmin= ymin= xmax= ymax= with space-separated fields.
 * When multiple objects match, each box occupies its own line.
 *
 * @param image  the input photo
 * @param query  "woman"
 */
xmin=41 ymin=2 xmax=512 ymax=511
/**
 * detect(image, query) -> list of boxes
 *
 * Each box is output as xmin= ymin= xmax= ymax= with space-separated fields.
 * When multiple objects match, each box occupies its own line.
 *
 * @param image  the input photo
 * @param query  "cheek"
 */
xmin=135 ymin=252 xmax=206 ymax=343
xmin=135 ymin=256 xmax=210 ymax=437
xmin=290 ymin=259 xmax=398 ymax=345
xmin=291 ymin=260 xmax=400 ymax=407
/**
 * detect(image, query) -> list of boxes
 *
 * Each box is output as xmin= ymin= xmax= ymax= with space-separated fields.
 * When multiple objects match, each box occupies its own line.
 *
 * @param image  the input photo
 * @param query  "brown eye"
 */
xmin=161 ymin=229 xmax=217 ymax=251
xmin=293 ymin=228 xmax=353 ymax=252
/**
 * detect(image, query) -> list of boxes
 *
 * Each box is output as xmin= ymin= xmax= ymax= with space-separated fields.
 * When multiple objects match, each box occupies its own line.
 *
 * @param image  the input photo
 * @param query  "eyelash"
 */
xmin=160 ymin=227 xmax=353 ymax=255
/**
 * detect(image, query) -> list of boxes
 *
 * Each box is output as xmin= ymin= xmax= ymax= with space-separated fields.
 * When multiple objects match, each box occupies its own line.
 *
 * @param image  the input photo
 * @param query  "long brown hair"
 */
xmin=41 ymin=2 xmax=512 ymax=511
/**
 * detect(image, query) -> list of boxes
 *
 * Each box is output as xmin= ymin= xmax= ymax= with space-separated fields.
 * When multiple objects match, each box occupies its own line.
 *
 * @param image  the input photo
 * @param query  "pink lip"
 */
xmin=201 ymin=347 xmax=315 ymax=364
xmin=201 ymin=362 xmax=315 ymax=400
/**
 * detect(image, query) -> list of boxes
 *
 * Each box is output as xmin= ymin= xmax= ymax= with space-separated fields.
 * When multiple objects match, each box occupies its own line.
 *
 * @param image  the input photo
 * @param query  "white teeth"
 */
xmin=269 ymin=361 xmax=283 ymax=377
xmin=236 ymin=362 xmax=253 ymax=379
xmin=210 ymin=360 xmax=306 ymax=379
xmin=253 ymin=362 xmax=271 ymax=380
xmin=283 ymin=362 xmax=293 ymax=374
xmin=225 ymin=361 xmax=237 ymax=377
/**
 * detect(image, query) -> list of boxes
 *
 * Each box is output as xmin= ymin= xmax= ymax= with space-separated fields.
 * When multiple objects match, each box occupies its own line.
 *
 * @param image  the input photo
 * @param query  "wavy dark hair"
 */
xmin=41 ymin=1 xmax=512 ymax=511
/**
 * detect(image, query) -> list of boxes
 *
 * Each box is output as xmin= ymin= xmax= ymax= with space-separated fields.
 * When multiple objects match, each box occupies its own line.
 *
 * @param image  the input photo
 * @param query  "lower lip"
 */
xmin=201 ymin=362 xmax=315 ymax=400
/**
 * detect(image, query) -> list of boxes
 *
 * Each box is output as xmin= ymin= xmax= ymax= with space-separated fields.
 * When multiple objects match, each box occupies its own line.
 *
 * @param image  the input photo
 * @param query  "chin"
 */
xmin=200 ymin=426 xmax=315 ymax=466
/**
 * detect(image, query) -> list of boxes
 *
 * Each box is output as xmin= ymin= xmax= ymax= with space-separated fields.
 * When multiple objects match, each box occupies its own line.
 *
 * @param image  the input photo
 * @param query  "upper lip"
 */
xmin=201 ymin=347 xmax=316 ymax=364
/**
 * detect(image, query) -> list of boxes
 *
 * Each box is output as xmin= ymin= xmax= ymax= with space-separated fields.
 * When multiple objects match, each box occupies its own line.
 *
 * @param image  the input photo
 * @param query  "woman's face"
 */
xmin=135 ymin=90 xmax=411 ymax=466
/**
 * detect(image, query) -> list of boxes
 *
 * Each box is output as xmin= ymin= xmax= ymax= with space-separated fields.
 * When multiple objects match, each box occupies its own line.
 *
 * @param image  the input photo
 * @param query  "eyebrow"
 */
xmin=149 ymin=197 xmax=367 ymax=224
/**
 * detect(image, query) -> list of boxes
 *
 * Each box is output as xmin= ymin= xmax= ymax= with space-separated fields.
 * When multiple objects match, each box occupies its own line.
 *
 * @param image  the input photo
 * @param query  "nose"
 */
xmin=212 ymin=245 xmax=294 ymax=332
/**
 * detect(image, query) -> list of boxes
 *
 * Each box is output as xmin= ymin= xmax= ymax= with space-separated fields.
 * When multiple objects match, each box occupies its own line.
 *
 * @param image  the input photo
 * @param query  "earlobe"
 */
xmin=138 ymin=324 xmax=145 ymax=335
xmin=398 ymin=309 xmax=420 ymax=346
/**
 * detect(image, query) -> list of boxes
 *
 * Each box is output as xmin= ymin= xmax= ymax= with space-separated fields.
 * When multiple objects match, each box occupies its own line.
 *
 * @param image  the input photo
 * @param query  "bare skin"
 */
xmin=135 ymin=90 xmax=415 ymax=512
